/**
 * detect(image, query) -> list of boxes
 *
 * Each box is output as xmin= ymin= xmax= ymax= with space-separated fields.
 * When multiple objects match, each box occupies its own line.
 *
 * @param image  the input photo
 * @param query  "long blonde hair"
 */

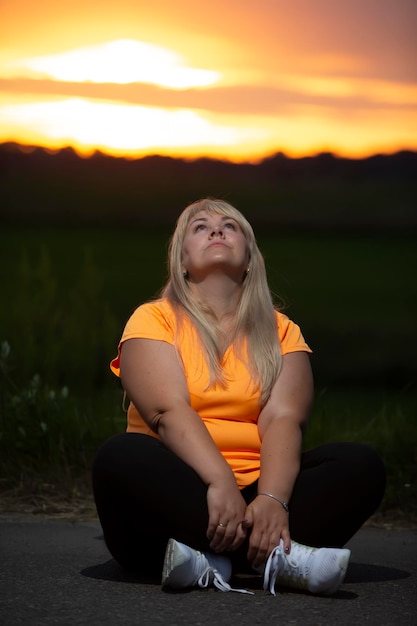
xmin=161 ymin=198 xmax=282 ymax=405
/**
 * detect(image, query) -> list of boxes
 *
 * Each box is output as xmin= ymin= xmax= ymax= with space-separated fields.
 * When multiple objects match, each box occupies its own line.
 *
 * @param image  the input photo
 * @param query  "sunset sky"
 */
xmin=1 ymin=0 xmax=416 ymax=161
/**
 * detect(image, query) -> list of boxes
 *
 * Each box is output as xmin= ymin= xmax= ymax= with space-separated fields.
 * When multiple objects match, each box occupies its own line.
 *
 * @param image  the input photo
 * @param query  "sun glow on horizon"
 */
xmin=0 ymin=97 xmax=267 ymax=157
xmin=1 ymin=92 xmax=414 ymax=162
xmin=6 ymin=39 xmax=222 ymax=90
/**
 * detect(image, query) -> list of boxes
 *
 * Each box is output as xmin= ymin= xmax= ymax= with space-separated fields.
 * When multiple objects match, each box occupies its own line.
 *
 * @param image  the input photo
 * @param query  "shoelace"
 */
xmin=198 ymin=567 xmax=254 ymax=594
xmin=264 ymin=543 xmax=311 ymax=596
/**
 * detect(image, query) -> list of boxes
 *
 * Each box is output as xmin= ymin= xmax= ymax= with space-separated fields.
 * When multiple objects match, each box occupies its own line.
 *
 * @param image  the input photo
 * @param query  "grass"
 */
xmin=0 ymin=225 xmax=416 ymax=518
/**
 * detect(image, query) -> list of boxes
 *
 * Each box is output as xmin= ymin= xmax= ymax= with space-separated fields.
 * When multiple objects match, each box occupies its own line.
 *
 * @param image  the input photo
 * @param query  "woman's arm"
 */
xmin=244 ymin=351 xmax=314 ymax=567
xmin=120 ymin=337 xmax=248 ymax=550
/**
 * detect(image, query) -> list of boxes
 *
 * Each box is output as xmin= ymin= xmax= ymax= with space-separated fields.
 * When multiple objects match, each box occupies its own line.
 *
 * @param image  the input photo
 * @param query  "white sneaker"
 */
xmin=162 ymin=538 xmax=253 ymax=594
xmin=263 ymin=540 xmax=351 ymax=596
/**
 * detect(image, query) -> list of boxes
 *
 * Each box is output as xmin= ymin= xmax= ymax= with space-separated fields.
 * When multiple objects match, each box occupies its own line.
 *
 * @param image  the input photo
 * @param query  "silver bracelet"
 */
xmin=258 ymin=492 xmax=289 ymax=514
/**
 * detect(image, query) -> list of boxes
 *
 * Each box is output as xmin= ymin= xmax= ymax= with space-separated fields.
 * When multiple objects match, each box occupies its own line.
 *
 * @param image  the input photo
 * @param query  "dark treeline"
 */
xmin=1 ymin=142 xmax=416 ymax=233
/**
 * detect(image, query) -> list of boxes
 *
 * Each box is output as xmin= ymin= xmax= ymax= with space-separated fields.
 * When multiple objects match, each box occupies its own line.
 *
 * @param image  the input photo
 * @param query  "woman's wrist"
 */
xmin=257 ymin=491 xmax=289 ymax=513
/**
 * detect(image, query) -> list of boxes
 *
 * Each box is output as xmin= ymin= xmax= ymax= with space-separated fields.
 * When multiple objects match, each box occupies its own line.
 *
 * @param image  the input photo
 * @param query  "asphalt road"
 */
xmin=1 ymin=516 xmax=416 ymax=625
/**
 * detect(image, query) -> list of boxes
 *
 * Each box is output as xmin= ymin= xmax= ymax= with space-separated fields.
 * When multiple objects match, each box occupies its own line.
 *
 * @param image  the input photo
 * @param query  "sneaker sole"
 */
xmin=161 ymin=538 xmax=187 ymax=588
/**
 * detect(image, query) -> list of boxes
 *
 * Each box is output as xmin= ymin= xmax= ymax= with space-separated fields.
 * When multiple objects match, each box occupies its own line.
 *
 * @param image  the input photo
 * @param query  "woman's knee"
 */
xmin=321 ymin=441 xmax=386 ymax=497
xmin=337 ymin=442 xmax=385 ymax=480
xmin=302 ymin=441 xmax=386 ymax=494
xmin=93 ymin=432 xmax=159 ymax=475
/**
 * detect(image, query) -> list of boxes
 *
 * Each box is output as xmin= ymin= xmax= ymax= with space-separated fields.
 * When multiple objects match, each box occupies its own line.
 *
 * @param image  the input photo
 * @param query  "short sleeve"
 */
xmin=110 ymin=300 xmax=176 ymax=376
xmin=276 ymin=311 xmax=312 ymax=355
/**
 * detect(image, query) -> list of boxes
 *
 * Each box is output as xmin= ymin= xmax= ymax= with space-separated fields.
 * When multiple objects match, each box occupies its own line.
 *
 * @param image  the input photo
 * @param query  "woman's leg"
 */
xmin=287 ymin=442 xmax=386 ymax=547
xmin=92 ymin=432 xmax=211 ymax=575
xmin=93 ymin=436 xmax=385 ymax=577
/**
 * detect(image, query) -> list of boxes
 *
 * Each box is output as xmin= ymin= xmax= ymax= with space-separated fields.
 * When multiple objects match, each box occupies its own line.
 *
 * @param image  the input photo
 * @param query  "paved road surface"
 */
xmin=1 ymin=516 xmax=416 ymax=625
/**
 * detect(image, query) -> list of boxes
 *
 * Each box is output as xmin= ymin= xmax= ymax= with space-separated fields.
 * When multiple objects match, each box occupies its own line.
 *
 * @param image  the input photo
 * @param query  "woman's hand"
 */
xmin=243 ymin=495 xmax=290 ymax=569
xmin=206 ymin=478 xmax=248 ymax=553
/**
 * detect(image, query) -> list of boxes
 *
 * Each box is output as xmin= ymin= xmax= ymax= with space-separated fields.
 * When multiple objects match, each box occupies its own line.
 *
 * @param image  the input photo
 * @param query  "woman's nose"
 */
xmin=209 ymin=225 xmax=224 ymax=237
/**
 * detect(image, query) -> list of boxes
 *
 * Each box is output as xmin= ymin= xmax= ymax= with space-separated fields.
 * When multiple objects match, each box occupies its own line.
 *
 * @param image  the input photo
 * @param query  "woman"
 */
xmin=93 ymin=198 xmax=385 ymax=595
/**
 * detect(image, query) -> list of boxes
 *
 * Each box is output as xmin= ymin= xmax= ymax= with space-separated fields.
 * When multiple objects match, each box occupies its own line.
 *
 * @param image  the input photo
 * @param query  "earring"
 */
xmin=246 ymin=267 xmax=250 ymax=274
xmin=182 ymin=270 xmax=188 ymax=278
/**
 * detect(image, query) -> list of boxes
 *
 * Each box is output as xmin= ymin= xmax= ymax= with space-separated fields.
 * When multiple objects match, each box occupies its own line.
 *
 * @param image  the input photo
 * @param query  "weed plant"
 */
xmin=0 ymin=341 xmax=125 ymax=493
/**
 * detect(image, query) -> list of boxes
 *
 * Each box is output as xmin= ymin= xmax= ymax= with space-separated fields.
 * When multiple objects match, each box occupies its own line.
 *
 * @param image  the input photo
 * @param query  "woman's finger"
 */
xmin=227 ymin=520 xmax=249 ymax=551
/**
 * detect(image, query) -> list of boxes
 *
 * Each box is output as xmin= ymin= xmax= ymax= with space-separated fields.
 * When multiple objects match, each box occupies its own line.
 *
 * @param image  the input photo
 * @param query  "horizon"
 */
xmin=3 ymin=140 xmax=416 ymax=165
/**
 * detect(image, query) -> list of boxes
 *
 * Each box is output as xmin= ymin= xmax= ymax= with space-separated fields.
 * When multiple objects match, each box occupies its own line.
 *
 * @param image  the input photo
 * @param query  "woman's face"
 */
xmin=181 ymin=210 xmax=249 ymax=281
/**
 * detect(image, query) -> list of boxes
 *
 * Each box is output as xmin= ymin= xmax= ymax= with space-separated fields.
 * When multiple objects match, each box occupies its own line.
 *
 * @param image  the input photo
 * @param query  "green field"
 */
xmin=2 ymin=224 xmax=415 ymax=387
xmin=0 ymin=225 xmax=416 ymax=514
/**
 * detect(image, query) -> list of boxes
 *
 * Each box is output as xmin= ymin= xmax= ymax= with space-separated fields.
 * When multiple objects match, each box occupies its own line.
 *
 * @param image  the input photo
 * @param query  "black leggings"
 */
xmin=92 ymin=433 xmax=386 ymax=576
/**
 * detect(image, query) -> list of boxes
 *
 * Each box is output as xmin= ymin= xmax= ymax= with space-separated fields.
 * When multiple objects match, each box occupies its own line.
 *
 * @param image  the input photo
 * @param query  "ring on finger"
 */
xmin=217 ymin=522 xmax=227 ymax=527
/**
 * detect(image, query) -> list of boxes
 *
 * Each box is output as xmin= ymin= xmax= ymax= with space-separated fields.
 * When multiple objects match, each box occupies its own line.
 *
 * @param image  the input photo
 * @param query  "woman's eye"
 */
xmin=225 ymin=222 xmax=236 ymax=230
xmin=194 ymin=224 xmax=206 ymax=232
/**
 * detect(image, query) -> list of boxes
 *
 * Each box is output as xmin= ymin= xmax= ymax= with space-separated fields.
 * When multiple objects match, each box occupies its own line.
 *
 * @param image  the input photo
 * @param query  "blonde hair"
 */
xmin=161 ymin=198 xmax=282 ymax=405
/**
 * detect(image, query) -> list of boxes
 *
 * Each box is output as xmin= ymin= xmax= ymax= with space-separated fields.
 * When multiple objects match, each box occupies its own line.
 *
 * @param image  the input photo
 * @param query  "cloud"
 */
xmin=6 ymin=40 xmax=221 ymax=89
xmin=1 ymin=76 xmax=416 ymax=117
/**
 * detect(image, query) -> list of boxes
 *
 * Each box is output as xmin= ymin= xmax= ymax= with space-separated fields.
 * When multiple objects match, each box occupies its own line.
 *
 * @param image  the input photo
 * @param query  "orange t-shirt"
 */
xmin=110 ymin=298 xmax=312 ymax=488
